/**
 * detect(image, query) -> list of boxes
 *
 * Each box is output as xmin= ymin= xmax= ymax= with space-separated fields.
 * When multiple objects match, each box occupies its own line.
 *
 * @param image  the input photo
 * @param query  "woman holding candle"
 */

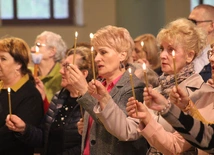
xmin=6 ymin=46 xmax=94 ymax=155
xmin=126 ymin=18 xmax=214 ymax=154
xmin=0 ymin=37 xmax=44 ymax=155
xmin=69 ymin=25 xmax=148 ymax=155
xmin=31 ymin=31 xmax=67 ymax=102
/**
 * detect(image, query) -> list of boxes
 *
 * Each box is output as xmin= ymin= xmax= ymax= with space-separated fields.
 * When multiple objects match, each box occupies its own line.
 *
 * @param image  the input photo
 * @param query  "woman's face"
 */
xmin=132 ymin=42 xmax=146 ymax=61
xmin=0 ymin=51 xmax=21 ymax=81
xmin=94 ymin=46 xmax=125 ymax=79
xmin=60 ymin=54 xmax=82 ymax=88
xmin=160 ymin=42 xmax=189 ymax=74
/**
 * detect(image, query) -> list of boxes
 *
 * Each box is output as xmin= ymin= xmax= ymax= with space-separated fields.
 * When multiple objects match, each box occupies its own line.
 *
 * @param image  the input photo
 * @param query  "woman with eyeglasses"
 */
xmin=6 ymin=46 xmax=93 ymax=155
xmin=125 ymin=18 xmax=214 ymax=155
xmin=31 ymin=31 xmax=67 ymax=103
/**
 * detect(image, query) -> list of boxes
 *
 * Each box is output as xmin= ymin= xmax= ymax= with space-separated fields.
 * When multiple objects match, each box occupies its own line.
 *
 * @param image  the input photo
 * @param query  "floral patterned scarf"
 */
xmin=158 ymin=62 xmax=195 ymax=98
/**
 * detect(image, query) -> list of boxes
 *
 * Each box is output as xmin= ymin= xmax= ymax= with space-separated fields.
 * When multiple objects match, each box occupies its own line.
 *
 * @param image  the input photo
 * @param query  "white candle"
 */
xmin=73 ymin=31 xmax=78 ymax=64
xmin=91 ymin=46 xmax=96 ymax=81
xmin=7 ymin=87 xmax=12 ymax=117
xmin=172 ymin=50 xmax=178 ymax=89
xmin=142 ymin=63 xmax=149 ymax=90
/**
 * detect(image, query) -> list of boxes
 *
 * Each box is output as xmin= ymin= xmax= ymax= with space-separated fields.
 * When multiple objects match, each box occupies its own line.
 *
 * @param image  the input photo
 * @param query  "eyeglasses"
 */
xmin=36 ymin=42 xmax=46 ymax=48
xmin=146 ymin=147 xmax=163 ymax=155
xmin=188 ymin=18 xmax=213 ymax=25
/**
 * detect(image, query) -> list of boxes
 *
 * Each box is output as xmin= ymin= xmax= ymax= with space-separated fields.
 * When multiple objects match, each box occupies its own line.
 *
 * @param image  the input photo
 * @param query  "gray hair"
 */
xmin=37 ymin=31 xmax=67 ymax=62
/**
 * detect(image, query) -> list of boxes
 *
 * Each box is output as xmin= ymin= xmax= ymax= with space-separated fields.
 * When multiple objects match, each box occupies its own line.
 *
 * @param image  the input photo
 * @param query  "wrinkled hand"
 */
xmin=88 ymin=80 xmax=111 ymax=110
xmin=126 ymin=97 xmax=152 ymax=125
xmin=169 ymin=86 xmax=189 ymax=110
xmin=66 ymin=64 xmax=88 ymax=95
xmin=143 ymin=87 xmax=168 ymax=111
xmin=35 ymin=77 xmax=46 ymax=100
xmin=5 ymin=115 xmax=26 ymax=134
xmin=77 ymin=118 xmax=84 ymax=135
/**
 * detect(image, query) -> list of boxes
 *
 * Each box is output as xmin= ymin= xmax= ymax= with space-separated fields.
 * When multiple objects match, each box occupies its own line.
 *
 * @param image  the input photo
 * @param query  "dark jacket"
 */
xmin=19 ymin=88 xmax=81 ymax=155
xmin=0 ymin=80 xmax=44 ymax=155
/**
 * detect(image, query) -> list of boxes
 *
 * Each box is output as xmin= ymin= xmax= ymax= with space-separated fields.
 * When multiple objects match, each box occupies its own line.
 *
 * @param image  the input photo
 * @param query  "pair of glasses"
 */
xmin=35 ymin=42 xmax=46 ymax=48
xmin=188 ymin=18 xmax=213 ymax=25
xmin=146 ymin=147 xmax=163 ymax=155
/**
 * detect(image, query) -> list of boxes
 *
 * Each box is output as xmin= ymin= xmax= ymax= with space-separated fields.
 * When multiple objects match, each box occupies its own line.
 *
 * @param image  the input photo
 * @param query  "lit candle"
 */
xmin=89 ymin=33 xmax=94 ymax=45
xmin=172 ymin=50 xmax=178 ymax=89
xmin=73 ymin=31 xmax=78 ymax=64
xmin=142 ymin=63 xmax=149 ymax=90
xmin=91 ymin=46 xmax=96 ymax=81
xmin=140 ymin=41 xmax=144 ymax=47
xmin=128 ymin=68 xmax=138 ymax=116
xmin=7 ymin=87 xmax=12 ymax=117
xmin=31 ymin=46 xmax=42 ymax=77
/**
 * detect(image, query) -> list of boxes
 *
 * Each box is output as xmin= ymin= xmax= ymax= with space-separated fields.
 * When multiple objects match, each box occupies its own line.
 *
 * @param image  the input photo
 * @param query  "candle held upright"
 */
xmin=128 ymin=68 xmax=138 ymax=116
xmin=73 ymin=31 xmax=78 ymax=64
xmin=31 ymin=46 xmax=43 ymax=77
xmin=172 ymin=50 xmax=178 ymax=89
xmin=7 ymin=87 xmax=12 ymax=117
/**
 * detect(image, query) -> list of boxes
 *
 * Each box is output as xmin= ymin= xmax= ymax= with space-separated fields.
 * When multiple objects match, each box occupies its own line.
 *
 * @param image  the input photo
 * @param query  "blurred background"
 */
xmin=0 ymin=0 xmax=213 ymax=48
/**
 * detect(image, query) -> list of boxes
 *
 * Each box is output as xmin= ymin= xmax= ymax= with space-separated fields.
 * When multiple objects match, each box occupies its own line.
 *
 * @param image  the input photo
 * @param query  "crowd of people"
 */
xmin=1 ymin=3 xmax=214 ymax=155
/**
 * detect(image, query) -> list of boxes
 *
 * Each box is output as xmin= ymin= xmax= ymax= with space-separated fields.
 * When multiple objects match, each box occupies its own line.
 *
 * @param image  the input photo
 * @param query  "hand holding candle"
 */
xmin=128 ymin=68 xmax=138 ymax=116
xmin=73 ymin=31 xmax=78 ymax=64
xmin=31 ymin=46 xmax=43 ymax=77
xmin=172 ymin=50 xmax=178 ymax=89
xmin=7 ymin=87 xmax=12 ymax=117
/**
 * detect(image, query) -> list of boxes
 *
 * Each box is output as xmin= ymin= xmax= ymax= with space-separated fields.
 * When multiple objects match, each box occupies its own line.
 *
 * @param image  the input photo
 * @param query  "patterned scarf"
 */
xmin=158 ymin=62 xmax=195 ymax=98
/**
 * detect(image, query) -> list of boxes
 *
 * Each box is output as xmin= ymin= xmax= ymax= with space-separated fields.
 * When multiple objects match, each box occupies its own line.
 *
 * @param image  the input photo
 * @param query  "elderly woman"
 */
xmin=6 ymin=46 xmax=93 ymax=155
xmin=126 ymin=18 xmax=214 ymax=155
xmin=0 ymin=37 xmax=44 ymax=155
xmin=68 ymin=25 xmax=148 ymax=154
xmin=137 ymin=44 xmax=214 ymax=154
xmin=31 ymin=31 xmax=67 ymax=102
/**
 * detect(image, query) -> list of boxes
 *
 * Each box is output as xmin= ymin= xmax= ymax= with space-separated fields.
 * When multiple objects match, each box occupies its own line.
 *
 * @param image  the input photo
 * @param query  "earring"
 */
xmin=119 ymin=61 xmax=125 ymax=70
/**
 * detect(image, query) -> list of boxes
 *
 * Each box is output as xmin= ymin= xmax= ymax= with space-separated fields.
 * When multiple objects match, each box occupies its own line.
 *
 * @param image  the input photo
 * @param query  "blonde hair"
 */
xmin=92 ymin=25 xmax=134 ymax=65
xmin=134 ymin=34 xmax=160 ymax=70
xmin=157 ymin=18 xmax=207 ymax=58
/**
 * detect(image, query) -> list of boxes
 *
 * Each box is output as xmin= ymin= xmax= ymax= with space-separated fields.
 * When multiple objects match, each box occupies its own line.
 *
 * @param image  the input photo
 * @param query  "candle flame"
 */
xmin=172 ymin=50 xmax=175 ymax=57
xmin=128 ymin=68 xmax=132 ymax=74
xmin=90 ymin=33 xmax=94 ymax=39
xmin=7 ymin=87 xmax=11 ymax=93
xmin=75 ymin=31 xmax=78 ymax=38
xmin=35 ymin=46 xmax=39 ymax=53
xmin=141 ymin=41 xmax=144 ymax=47
xmin=91 ymin=46 xmax=94 ymax=52
xmin=142 ymin=63 xmax=146 ymax=71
